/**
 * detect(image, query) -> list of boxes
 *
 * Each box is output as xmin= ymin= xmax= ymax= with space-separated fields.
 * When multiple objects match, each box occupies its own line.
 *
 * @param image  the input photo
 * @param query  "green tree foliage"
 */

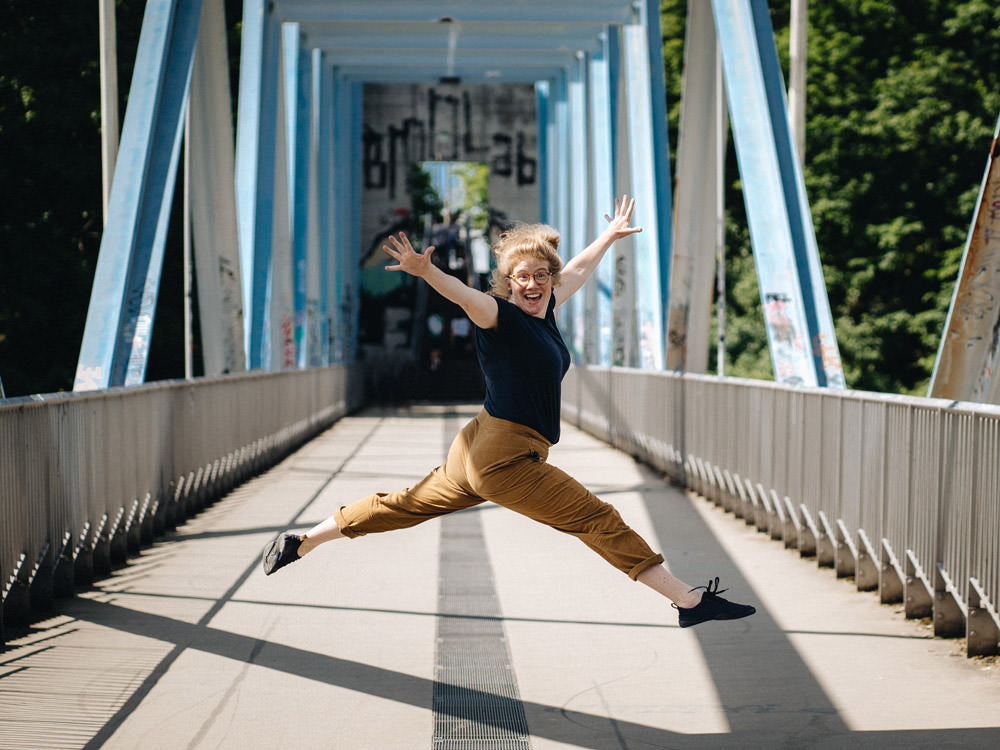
xmin=661 ymin=0 xmax=1000 ymax=394
xmin=805 ymin=0 xmax=999 ymax=393
xmin=455 ymin=162 xmax=490 ymax=231
xmin=407 ymin=163 xmax=444 ymax=224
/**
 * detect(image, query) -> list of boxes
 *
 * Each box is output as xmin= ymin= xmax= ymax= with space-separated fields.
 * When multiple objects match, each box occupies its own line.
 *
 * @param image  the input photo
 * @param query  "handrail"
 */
xmin=1 ymin=365 xmax=363 ymax=646
xmin=563 ymin=365 xmax=1000 ymax=657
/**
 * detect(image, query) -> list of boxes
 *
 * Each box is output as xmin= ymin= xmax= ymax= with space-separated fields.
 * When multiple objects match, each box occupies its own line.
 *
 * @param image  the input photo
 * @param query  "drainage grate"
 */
xmin=433 ymin=508 xmax=530 ymax=749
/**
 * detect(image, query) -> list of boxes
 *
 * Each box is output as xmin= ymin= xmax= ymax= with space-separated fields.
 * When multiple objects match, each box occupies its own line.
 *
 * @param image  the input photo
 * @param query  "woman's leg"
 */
xmin=286 ymin=460 xmax=482 ymax=558
xmin=466 ymin=413 xmax=754 ymax=625
xmin=468 ymin=419 xmax=664 ymax=579
xmin=266 ymin=416 xmax=483 ymax=568
xmin=636 ymin=564 xmax=702 ymax=608
xmin=298 ymin=515 xmax=345 ymax=555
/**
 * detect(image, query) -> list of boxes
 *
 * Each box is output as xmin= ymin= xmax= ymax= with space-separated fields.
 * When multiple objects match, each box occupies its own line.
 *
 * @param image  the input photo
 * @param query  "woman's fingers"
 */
xmin=604 ymin=195 xmax=636 ymax=224
xmin=384 ymin=233 xmax=436 ymax=274
xmin=622 ymin=195 xmax=635 ymax=220
xmin=384 ymin=232 xmax=416 ymax=262
xmin=614 ymin=195 xmax=633 ymax=220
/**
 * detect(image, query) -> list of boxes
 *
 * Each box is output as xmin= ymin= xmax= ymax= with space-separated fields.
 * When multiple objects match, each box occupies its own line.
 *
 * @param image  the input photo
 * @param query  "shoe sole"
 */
xmin=679 ymin=605 xmax=756 ymax=628
xmin=262 ymin=538 xmax=281 ymax=575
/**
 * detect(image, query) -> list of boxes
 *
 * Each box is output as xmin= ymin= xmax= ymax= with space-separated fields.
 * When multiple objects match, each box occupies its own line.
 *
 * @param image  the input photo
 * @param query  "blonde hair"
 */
xmin=488 ymin=223 xmax=563 ymax=298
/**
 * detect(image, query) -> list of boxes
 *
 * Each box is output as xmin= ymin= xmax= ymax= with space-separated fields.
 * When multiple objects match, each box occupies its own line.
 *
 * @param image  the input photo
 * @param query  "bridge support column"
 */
xmin=189 ymin=0 xmax=246 ymax=376
xmin=588 ymin=33 xmax=616 ymax=367
xmin=619 ymin=22 xmax=668 ymax=370
xmin=668 ymin=0 xmax=725 ymax=373
xmin=75 ymin=0 xmax=205 ymax=390
xmin=709 ymin=0 xmax=844 ymax=387
xmin=237 ymin=0 xmax=293 ymax=370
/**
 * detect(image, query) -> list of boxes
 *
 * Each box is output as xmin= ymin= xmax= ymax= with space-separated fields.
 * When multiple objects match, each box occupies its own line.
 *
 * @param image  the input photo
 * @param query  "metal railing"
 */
xmin=563 ymin=365 xmax=1000 ymax=657
xmin=1 ymin=365 xmax=363 ymax=645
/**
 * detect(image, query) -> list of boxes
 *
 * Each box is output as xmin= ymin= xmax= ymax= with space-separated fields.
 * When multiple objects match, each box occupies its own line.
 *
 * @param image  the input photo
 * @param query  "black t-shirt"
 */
xmin=475 ymin=295 xmax=571 ymax=444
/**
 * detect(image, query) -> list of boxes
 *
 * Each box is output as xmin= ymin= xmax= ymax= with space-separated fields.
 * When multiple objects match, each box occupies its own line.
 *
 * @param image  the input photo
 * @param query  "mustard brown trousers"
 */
xmin=334 ymin=409 xmax=664 ymax=579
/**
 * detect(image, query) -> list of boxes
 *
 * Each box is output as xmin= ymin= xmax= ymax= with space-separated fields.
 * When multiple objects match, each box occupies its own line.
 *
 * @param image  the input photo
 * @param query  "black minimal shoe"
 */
xmin=675 ymin=577 xmax=756 ymax=628
xmin=262 ymin=533 xmax=303 ymax=576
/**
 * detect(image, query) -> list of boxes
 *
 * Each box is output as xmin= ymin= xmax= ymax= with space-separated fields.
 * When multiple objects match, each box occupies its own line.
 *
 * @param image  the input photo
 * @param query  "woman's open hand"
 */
xmin=602 ymin=194 xmax=642 ymax=242
xmin=383 ymin=232 xmax=435 ymax=278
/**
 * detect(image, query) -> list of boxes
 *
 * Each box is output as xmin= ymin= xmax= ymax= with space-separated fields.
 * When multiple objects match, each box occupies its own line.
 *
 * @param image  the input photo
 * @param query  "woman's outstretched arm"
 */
xmin=555 ymin=194 xmax=642 ymax=308
xmin=383 ymin=232 xmax=499 ymax=329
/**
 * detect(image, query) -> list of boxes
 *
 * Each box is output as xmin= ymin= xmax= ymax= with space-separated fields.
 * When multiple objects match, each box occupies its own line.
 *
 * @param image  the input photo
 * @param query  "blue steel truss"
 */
xmin=75 ymin=0 xmax=203 ymax=390
xmin=75 ymin=0 xmax=842 ymax=390
xmin=711 ymin=0 xmax=844 ymax=387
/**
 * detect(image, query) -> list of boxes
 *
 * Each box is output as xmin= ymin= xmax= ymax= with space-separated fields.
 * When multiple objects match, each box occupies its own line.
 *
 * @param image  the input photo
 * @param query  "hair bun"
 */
xmin=539 ymin=228 xmax=560 ymax=252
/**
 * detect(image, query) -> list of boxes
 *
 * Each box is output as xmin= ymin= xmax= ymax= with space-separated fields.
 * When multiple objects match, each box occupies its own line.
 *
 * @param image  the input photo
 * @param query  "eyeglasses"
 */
xmin=509 ymin=270 xmax=552 ymax=286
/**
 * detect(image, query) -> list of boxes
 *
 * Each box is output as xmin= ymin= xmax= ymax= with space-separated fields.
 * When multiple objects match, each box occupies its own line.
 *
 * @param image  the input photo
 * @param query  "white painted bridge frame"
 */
xmin=73 ymin=0 xmax=844 ymax=391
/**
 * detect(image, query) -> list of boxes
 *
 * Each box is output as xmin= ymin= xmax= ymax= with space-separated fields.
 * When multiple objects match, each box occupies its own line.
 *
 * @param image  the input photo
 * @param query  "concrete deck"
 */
xmin=2 ymin=404 xmax=999 ymax=749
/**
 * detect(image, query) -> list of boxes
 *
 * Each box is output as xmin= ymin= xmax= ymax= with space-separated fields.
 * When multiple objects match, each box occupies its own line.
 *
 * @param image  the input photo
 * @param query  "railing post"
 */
xmin=904 ymin=549 xmax=933 ymax=619
xmin=797 ymin=504 xmax=818 ymax=558
xmin=781 ymin=496 xmax=800 ymax=550
xmin=968 ymin=578 xmax=1000 ymax=657
xmin=73 ymin=521 xmax=94 ymax=587
xmin=855 ymin=528 xmax=879 ymax=591
xmin=933 ymin=563 xmax=965 ymax=638
xmin=2 ymin=553 xmax=30 ymax=628
xmin=28 ymin=541 xmax=54 ymax=613
xmin=815 ymin=510 xmax=836 ymax=568
xmin=52 ymin=530 xmax=75 ymax=598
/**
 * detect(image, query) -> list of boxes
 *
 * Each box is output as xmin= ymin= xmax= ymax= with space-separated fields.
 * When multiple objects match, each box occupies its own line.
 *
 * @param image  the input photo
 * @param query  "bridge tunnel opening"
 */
xmin=357 ymin=81 xmax=540 ymax=403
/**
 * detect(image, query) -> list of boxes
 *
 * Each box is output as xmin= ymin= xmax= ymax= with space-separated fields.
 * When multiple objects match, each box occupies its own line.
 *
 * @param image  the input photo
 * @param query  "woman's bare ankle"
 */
xmin=680 ymin=591 xmax=703 ymax=609
xmin=297 ymin=534 xmax=312 ymax=556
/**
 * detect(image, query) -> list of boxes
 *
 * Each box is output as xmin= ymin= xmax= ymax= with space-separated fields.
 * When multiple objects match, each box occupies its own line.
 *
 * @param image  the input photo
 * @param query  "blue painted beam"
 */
xmin=276 ymin=0 xmax=635 ymax=25
xmin=329 ymin=69 xmax=347 ymax=364
xmin=643 ymin=1 xmax=674 ymax=362
xmin=344 ymin=81 xmax=364 ymax=364
xmin=711 ymin=0 xmax=844 ymax=387
xmin=589 ymin=32 xmax=615 ymax=366
xmin=536 ymin=80 xmax=551 ymax=225
xmin=552 ymin=68 xmax=572 ymax=282
xmin=621 ymin=22 xmax=665 ymax=370
xmin=318 ymin=48 xmax=584 ymax=71
xmin=567 ymin=52 xmax=589 ymax=362
xmin=747 ymin=0 xmax=843 ymax=388
xmin=301 ymin=21 xmax=608 ymax=54
xmin=301 ymin=49 xmax=323 ymax=368
xmin=283 ymin=24 xmax=312 ymax=368
xmin=330 ymin=72 xmax=363 ymax=363
xmin=314 ymin=50 xmax=333 ymax=366
xmin=74 ymin=0 xmax=203 ymax=391
xmin=235 ymin=0 xmax=281 ymax=369
xmin=338 ymin=67 xmax=563 ymax=84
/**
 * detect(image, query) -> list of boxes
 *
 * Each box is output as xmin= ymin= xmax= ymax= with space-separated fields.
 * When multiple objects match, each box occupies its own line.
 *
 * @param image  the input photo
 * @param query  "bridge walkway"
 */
xmin=2 ymin=405 xmax=999 ymax=749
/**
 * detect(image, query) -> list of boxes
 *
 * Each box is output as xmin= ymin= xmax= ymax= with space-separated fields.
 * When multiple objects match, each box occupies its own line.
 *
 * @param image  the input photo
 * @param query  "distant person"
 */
xmin=263 ymin=196 xmax=756 ymax=629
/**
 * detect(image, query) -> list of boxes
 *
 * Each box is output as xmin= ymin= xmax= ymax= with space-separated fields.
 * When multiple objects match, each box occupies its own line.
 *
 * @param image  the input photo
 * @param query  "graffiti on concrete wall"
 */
xmin=363 ymin=84 xmax=537 ymax=201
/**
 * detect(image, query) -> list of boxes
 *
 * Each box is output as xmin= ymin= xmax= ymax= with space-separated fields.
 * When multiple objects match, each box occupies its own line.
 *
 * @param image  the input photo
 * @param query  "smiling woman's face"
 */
xmin=507 ymin=257 xmax=553 ymax=319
